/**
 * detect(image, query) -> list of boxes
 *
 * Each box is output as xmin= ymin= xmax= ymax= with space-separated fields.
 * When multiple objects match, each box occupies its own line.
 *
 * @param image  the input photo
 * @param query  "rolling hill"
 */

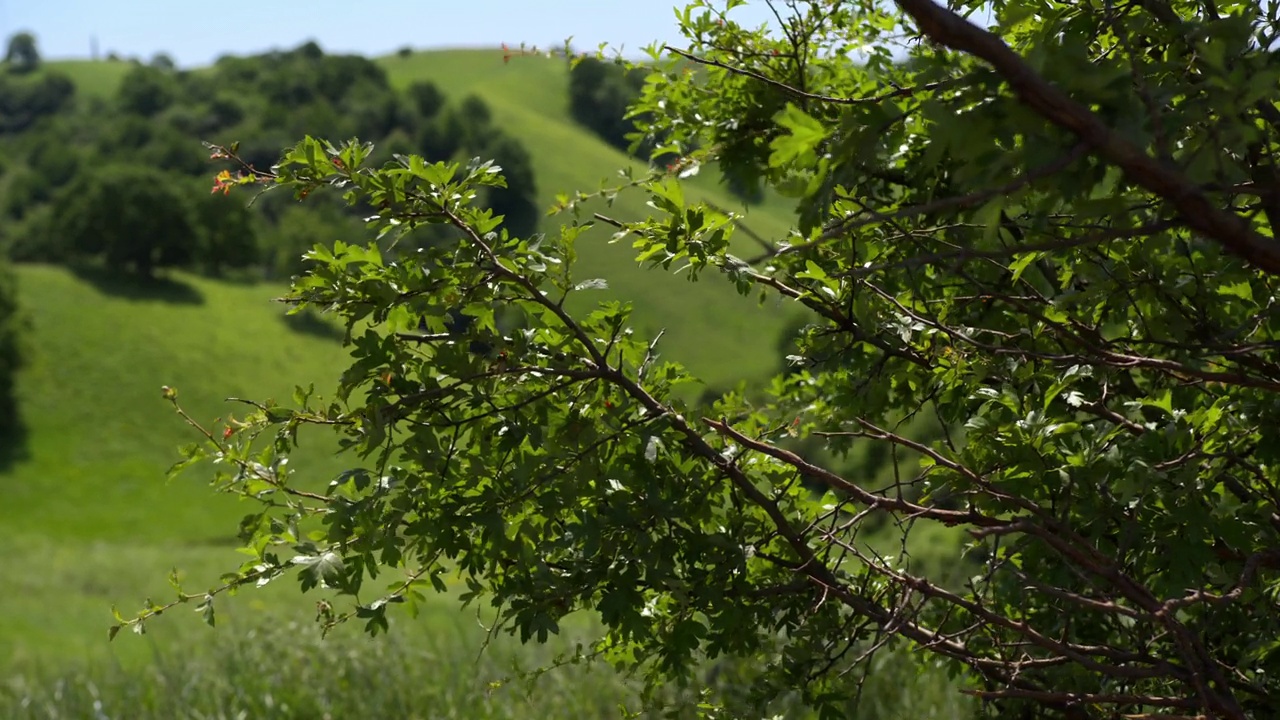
xmin=3 ymin=50 xmax=809 ymax=668
xmin=0 ymin=265 xmax=353 ymax=663
xmin=45 ymin=51 xmax=807 ymax=390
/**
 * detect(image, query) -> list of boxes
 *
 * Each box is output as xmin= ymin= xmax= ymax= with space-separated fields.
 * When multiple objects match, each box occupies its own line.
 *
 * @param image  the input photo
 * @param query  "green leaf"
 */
xmin=1217 ymin=280 xmax=1253 ymax=303
xmin=294 ymin=552 xmax=345 ymax=592
xmin=769 ymin=103 xmax=828 ymax=168
xmin=1007 ymin=251 xmax=1041 ymax=285
xmin=195 ymin=594 xmax=216 ymax=627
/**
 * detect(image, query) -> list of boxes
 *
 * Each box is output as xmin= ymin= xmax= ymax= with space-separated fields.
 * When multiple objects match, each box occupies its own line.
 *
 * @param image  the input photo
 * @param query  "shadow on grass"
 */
xmin=68 ymin=263 xmax=204 ymax=305
xmin=282 ymin=307 xmax=345 ymax=342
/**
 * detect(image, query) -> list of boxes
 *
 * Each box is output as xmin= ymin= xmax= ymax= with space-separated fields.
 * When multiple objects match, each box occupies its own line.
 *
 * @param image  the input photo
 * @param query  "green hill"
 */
xmin=45 ymin=50 xmax=804 ymax=389
xmin=43 ymin=59 xmax=133 ymax=99
xmin=0 ymin=265 xmax=353 ymax=663
xmin=0 ymin=49 xmax=809 ymax=668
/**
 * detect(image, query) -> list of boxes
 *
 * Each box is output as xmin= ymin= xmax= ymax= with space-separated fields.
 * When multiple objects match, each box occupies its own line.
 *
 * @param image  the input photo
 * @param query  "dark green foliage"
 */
xmin=138 ymin=125 xmax=209 ymax=174
xmin=261 ymin=204 xmax=362 ymax=280
xmin=0 ymin=70 xmax=74 ymax=133
xmin=49 ymin=164 xmax=196 ymax=278
xmin=348 ymin=84 xmax=409 ymax=140
xmin=567 ymin=57 xmax=648 ymax=154
xmin=149 ymin=53 xmax=175 ymax=71
xmin=0 ymin=258 xmax=24 ymax=435
xmin=117 ymin=65 xmax=176 ymax=117
xmin=5 ymin=205 xmax=56 ymax=263
xmin=417 ymin=109 xmax=465 ymax=161
xmin=24 ymin=136 xmax=81 ymax=197
xmin=479 ymin=134 xmax=539 ymax=238
xmin=2 ymin=168 xmax=52 ymax=222
xmin=193 ymin=191 xmax=258 ymax=276
xmin=203 ymin=94 xmax=245 ymax=132
xmin=407 ymin=80 xmax=445 ymax=119
xmin=457 ymin=93 xmax=493 ymax=127
xmin=98 ymin=113 xmax=154 ymax=152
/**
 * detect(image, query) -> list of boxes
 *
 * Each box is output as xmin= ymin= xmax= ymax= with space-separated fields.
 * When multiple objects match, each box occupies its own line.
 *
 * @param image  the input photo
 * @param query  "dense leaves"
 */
xmin=127 ymin=2 xmax=1280 ymax=719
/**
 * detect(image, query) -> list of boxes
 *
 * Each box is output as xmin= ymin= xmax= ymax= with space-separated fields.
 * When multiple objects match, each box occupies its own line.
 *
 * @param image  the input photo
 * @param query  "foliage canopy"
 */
xmin=128 ymin=1 xmax=1280 ymax=718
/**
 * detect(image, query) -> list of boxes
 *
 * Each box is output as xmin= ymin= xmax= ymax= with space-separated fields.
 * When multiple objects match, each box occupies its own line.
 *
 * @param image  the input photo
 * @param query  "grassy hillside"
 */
xmin=43 ymin=59 xmax=132 ymax=99
xmin=0 ymin=265 xmax=352 ymax=542
xmin=1 ymin=50 xmax=812 ymax=670
xmin=0 ymin=265 xmax=351 ymax=663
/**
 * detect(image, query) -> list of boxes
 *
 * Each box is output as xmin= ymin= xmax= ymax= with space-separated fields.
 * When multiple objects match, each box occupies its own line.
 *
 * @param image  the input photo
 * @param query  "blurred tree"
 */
xmin=406 ymin=81 xmax=445 ymax=120
xmin=3 ymin=32 xmax=40 ymax=74
xmin=194 ymin=191 xmax=258 ymax=276
xmin=417 ymin=110 xmax=465 ymax=162
xmin=150 ymin=53 xmax=176 ymax=71
xmin=118 ymin=65 xmax=176 ymax=117
xmin=0 ymin=259 xmax=25 ymax=437
xmin=567 ymin=56 xmax=649 ymax=155
xmin=0 ymin=71 xmax=74 ymax=133
xmin=50 ymin=164 xmax=196 ymax=278
xmin=478 ymin=134 xmax=539 ymax=238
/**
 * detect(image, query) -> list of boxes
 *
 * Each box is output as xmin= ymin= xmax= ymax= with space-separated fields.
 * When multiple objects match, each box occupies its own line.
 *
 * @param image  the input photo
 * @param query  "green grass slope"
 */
xmin=0 ymin=265 xmax=351 ymax=543
xmin=1 ymin=50 xmax=814 ymax=670
xmin=0 ymin=265 xmax=357 ymax=664
xmin=43 ymin=59 xmax=133 ymax=99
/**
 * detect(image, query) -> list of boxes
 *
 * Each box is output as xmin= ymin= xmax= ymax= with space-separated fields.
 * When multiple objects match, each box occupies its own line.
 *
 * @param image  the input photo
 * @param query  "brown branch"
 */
xmin=893 ymin=0 xmax=1280 ymax=276
xmin=959 ymin=686 xmax=1200 ymax=709
xmin=837 ymin=219 xmax=1180 ymax=279
xmin=756 ymin=142 xmax=1090 ymax=261
xmin=704 ymin=417 xmax=1004 ymax=528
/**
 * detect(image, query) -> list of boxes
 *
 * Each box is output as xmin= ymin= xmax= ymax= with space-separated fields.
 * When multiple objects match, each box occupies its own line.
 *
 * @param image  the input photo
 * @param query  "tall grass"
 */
xmin=2 ymin=617 xmax=975 ymax=719
xmin=2 ymin=619 xmax=642 ymax=720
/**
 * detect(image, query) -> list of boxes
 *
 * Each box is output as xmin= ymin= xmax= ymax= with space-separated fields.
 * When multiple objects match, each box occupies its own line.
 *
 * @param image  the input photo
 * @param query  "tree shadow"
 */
xmin=282 ymin=306 xmax=345 ymax=342
xmin=67 ymin=262 xmax=205 ymax=305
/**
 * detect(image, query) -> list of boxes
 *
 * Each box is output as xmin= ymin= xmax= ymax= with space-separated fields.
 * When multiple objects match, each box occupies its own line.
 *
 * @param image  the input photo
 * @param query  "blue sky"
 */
xmin=1 ymin=1 xmax=782 ymax=67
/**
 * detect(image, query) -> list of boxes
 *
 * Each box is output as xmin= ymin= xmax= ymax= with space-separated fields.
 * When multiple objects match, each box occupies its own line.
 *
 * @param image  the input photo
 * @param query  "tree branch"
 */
xmin=894 ymin=0 xmax=1280 ymax=277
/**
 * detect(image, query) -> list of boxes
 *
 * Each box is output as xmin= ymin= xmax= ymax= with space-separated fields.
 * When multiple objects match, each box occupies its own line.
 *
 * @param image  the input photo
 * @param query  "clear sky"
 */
xmin=0 ymin=1 xmax=782 ymax=67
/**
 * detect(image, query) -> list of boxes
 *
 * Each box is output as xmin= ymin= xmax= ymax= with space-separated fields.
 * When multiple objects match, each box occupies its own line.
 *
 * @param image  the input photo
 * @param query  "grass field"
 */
xmin=42 ymin=60 xmax=133 ymax=100
xmin=0 ymin=265 xmax=351 ymax=665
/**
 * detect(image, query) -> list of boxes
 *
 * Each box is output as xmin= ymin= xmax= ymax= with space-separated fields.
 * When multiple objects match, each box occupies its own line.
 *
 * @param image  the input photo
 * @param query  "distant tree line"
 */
xmin=0 ymin=32 xmax=724 ymax=438
xmin=0 ymin=34 xmax=540 ymax=281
